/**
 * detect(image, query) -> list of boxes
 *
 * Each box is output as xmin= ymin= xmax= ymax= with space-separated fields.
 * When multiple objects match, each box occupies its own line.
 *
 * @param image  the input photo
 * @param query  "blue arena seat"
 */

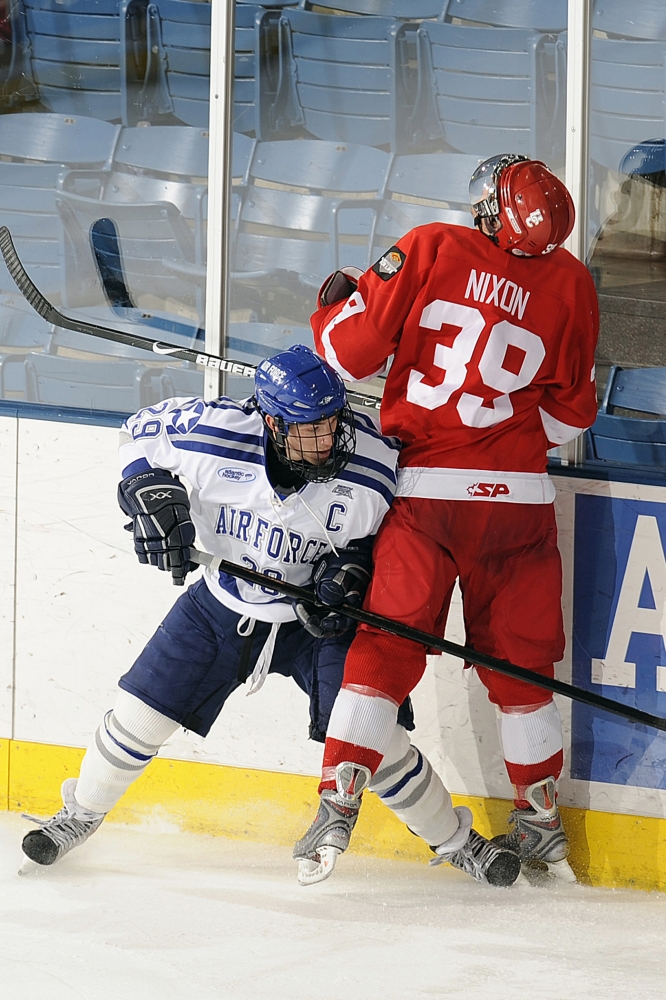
xmin=413 ymin=20 xmax=564 ymax=161
xmin=271 ymin=3 xmax=433 ymax=149
xmin=231 ymin=139 xmax=390 ymax=322
xmin=589 ymin=3 xmax=666 ymax=173
xmin=0 ymin=299 xmax=52 ymax=400
xmin=24 ymin=325 xmax=201 ymax=412
xmin=19 ymin=0 xmax=159 ymax=124
xmin=57 ymin=125 xmax=211 ymax=325
xmin=152 ymin=1 xmax=295 ymax=133
xmin=442 ymin=0 xmax=567 ymax=31
xmin=371 ymin=151 xmax=477 ymax=259
xmin=586 ymin=366 xmax=666 ymax=469
xmin=0 ymin=113 xmax=119 ymax=299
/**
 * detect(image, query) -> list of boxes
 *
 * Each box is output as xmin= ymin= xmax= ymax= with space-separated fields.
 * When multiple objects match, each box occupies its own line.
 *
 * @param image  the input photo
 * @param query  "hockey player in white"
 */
xmin=20 ymin=346 xmax=519 ymax=886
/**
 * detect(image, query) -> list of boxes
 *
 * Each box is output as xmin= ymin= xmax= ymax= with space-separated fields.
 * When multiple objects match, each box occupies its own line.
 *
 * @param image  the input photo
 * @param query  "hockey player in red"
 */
xmin=294 ymin=154 xmax=599 ymax=883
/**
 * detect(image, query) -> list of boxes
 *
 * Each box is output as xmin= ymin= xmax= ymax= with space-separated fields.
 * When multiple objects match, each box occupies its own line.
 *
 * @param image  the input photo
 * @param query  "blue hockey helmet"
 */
xmin=254 ymin=345 xmax=355 ymax=482
xmin=619 ymin=139 xmax=666 ymax=179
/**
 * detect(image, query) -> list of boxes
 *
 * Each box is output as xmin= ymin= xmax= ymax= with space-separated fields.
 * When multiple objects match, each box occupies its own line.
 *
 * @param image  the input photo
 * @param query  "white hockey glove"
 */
xmin=318 ymin=266 xmax=363 ymax=308
xmin=118 ymin=469 xmax=196 ymax=587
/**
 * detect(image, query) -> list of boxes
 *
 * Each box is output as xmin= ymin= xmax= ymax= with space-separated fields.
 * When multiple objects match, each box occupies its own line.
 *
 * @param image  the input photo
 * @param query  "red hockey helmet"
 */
xmin=469 ymin=153 xmax=575 ymax=256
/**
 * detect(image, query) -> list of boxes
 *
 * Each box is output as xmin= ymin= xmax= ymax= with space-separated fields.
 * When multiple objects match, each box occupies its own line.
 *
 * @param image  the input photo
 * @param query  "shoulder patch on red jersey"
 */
xmin=372 ymin=246 xmax=406 ymax=280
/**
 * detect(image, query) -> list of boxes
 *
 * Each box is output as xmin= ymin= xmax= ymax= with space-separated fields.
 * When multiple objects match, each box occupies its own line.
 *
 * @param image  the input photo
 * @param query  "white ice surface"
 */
xmin=2 ymin=813 xmax=666 ymax=1000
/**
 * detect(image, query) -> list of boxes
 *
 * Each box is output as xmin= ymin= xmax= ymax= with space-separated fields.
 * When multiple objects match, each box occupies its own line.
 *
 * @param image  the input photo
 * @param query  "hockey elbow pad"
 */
xmin=118 ymin=469 xmax=196 ymax=586
xmin=312 ymin=537 xmax=373 ymax=609
xmin=318 ymin=266 xmax=363 ymax=308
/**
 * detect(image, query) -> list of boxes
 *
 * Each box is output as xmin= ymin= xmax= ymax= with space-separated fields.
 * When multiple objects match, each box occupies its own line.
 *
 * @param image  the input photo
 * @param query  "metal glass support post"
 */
xmin=204 ymin=0 xmax=236 ymax=401
xmin=563 ymin=0 xmax=592 ymax=464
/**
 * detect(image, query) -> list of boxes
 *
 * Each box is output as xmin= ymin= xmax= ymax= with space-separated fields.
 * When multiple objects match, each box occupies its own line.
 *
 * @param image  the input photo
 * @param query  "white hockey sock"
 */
xmin=369 ymin=725 xmax=459 ymax=847
xmin=497 ymin=700 xmax=564 ymax=769
xmin=75 ymin=690 xmax=179 ymax=814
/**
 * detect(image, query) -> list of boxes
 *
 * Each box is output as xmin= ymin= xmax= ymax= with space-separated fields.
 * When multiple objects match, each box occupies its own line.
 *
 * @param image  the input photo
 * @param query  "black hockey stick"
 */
xmin=0 ymin=226 xmax=381 ymax=411
xmin=90 ymin=217 xmax=206 ymax=342
xmin=189 ymin=550 xmax=666 ymax=735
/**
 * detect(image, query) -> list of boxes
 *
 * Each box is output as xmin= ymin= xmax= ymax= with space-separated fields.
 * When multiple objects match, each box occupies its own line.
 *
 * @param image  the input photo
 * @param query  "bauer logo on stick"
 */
xmin=372 ymin=246 xmax=406 ymax=280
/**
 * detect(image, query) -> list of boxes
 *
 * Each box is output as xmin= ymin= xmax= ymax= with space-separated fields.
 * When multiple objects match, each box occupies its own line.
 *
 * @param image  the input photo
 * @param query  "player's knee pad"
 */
xmin=369 ymin=725 xmax=458 ymax=847
xmin=76 ymin=691 xmax=179 ymax=814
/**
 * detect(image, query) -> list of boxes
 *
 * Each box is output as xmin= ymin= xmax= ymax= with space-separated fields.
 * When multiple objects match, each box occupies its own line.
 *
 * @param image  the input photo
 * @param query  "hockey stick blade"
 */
xmin=0 ymin=226 xmax=61 ymax=325
xmin=189 ymin=548 xmax=666 ymax=734
xmin=0 ymin=226 xmax=380 ymax=410
xmin=90 ymin=218 xmax=205 ymax=341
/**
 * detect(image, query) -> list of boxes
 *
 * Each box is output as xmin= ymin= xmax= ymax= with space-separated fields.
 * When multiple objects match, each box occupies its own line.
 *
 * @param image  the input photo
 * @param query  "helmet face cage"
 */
xmin=267 ymin=403 xmax=356 ymax=483
xmin=469 ymin=153 xmax=529 ymax=225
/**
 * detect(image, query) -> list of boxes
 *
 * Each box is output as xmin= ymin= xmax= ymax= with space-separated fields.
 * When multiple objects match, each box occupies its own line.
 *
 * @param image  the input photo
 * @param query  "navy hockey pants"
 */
xmin=120 ymin=578 xmax=414 ymax=741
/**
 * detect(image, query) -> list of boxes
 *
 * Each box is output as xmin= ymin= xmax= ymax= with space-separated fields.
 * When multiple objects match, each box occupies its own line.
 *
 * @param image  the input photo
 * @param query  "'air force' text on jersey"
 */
xmin=119 ymin=396 xmax=399 ymax=621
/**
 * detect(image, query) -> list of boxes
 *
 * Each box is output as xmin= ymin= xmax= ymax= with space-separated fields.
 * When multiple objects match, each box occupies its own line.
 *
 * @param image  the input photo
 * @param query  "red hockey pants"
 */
xmin=343 ymin=497 xmax=564 ymax=708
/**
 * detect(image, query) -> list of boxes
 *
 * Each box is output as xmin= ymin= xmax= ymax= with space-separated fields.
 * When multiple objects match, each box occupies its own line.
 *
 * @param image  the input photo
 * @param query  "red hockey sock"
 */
xmin=506 ymin=751 xmax=564 ymax=808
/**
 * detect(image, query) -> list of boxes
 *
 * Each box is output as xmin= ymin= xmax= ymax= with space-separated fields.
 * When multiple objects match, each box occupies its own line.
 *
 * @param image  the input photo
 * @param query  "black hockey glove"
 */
xmin=317 ymin=266 xmax=363 ymax=308
xmin=118 ymin=469 xmax=196 ymax=587
xmin=294 ymin=538 xmax=373 ymax=638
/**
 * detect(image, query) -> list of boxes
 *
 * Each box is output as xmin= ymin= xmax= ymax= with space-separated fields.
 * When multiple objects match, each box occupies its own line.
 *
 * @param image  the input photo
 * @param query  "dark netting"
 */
xmin=268 ymin=404 xmax=356 ymax=484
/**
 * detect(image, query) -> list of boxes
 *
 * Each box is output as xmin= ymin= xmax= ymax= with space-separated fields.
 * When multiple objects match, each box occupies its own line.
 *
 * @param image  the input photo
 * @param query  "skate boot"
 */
xmin=293 ymin=763 xmax=371 ymax=886
xmin=20 ymin=779 xmax=105 ymax=872
xmin=492 ymin=776 xmax=576 ymax=883
xmin=430 ymin=806 xmax=521 ymax=887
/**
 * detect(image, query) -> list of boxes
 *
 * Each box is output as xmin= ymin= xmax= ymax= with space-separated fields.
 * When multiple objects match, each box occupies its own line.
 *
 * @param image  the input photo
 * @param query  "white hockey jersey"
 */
xmin=119 ymin=396 xmax=400 ymax=622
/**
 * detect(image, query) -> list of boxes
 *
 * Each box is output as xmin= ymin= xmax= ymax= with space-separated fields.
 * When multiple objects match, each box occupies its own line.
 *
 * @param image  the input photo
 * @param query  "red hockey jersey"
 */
xmin=312 ymin=224 xmax=599 ymax=504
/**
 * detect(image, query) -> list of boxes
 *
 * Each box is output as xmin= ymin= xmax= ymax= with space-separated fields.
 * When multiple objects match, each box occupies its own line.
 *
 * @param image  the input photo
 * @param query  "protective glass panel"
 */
xmin=0 ymin=0 xmax=208 ymax=415
xmin=587 ymin=1 xmax=666 ymax=420
xmin=227 ymin=0 xmax=568 ymax=402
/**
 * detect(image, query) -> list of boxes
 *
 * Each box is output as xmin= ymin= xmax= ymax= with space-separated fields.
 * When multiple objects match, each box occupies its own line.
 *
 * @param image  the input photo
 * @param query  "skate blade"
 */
xmin=18 ymin=855 xmax=44 ymax=876
xmin=297 ymin=846 xmax=341 ymax=886
xmin=546 ymin=858 xmax=577 ymax=883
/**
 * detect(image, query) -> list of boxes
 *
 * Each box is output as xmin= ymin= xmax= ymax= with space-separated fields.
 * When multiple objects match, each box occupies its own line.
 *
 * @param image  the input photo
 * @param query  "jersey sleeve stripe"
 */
xmin=167 ymin=423 xmax=264 ymax=450
xmin=337 ymin=469 xmax=394 ymax=506
xmin=355 ymin=421 xmax=401 ymax=451
xmin=347 ymin=453 xmax=398 ymax=486
xmin=171 ymin=440 xmax=264 ymax=465
xmin=120 ymin=457 xmax=153 ymax=478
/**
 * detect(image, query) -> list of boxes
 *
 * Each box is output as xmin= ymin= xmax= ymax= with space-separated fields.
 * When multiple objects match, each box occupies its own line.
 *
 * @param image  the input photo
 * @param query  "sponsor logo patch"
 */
xmin=372 ymin=246 xmax=406 ymax=281
xmin=332 ymin=484 xmax=354 ymax=498
xmin=467 ymin=482 xmax=511 ymax=498
xmin=218 ymin=468 xmax=256 ymax=483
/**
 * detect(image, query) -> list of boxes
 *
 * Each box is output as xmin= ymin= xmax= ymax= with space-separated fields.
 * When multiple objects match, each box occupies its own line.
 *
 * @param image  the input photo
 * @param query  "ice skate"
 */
xmin=430 ymin=806 xmax=521 ymax=887
xmin=20 ymin=778 xmax=105 ymax=872
xmin=293 ymin=763 xmax=370 ymax=886
xmin=492 ymin=777 xmax=576 ymax=884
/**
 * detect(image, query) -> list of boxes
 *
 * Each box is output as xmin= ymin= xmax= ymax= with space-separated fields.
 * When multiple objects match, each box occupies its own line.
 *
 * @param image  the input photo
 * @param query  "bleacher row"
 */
xmin=0 ymin=109 xmax=477 ymax=411
xmin=2 ymin=0 xmax=666 ymax=174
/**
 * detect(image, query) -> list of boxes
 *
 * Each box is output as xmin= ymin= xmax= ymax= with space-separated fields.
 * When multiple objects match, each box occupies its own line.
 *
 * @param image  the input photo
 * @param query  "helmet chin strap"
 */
xmin=473 ymin=214 xmax=500 ymax=246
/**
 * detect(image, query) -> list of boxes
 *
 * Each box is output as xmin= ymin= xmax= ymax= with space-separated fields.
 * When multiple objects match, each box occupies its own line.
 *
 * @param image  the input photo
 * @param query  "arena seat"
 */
xmin=23 ymin=324 xmax=202 ymax=412
xmin=151 ymin=0 xmax=292 ymax=132
xmin=413 ymin=19 xmax=564 ymax=162
xmin=371 ymin=151 xmax=477 ymax=259
xmin=271 ymin=2 xmax=439 ymax=149
xmin=586 ymin=366 xmax=666 ymax=469
xmin=0 ymin=113 xmax=119 ymax=299
xmin=19 ymin=0 xmax=158 ymax=124
xmin=231 ymin=139 xmax=390 ymax=323
xmin=55 ymin=125 xmax=212 ymax=323
xmin=589 ymin=1 xmax=666 ymax=173
xmin=442 ymin=0 xmax=567 ymax=32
